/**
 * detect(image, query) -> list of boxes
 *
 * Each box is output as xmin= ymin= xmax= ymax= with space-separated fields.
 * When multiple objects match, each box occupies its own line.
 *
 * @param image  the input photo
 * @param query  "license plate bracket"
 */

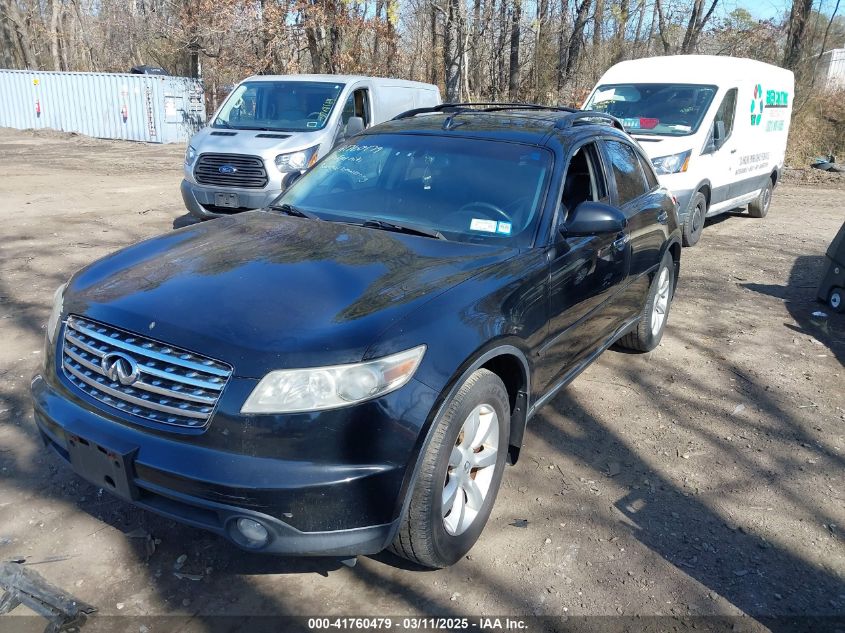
xmin=214 ymin=192 xmax=240 ymax=209
xmin=67 ymin=434 xmax=139 ymax=501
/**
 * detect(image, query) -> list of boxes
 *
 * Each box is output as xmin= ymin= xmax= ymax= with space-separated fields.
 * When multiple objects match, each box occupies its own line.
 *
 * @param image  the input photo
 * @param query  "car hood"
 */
xmin=191 ymin=127 xmax=325 ymax=157
xmin=64 ymin=212 xmax=518 ymax=377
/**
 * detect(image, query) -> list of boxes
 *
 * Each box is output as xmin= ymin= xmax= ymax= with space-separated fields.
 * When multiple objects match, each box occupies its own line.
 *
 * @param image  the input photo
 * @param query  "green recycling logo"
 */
xmin=751 ymin=84 xmax=764 ymax=126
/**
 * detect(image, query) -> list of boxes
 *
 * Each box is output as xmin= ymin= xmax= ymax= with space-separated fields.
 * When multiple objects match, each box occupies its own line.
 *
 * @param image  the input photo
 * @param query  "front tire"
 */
xmin=682 ymin=192 xmax=707 ymax=247
xmin=391 ymin=369 xmax=510 ymax=568
xmin=748 ymin=179 xmax=773 ymax=218
xmin=617 ymin=251 xmax=675 ymax=352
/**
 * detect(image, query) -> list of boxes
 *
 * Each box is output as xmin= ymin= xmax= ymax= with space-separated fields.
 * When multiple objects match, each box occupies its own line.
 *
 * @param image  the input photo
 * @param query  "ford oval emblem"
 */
xmin=219 ymin=164 xmax=237 ymax=175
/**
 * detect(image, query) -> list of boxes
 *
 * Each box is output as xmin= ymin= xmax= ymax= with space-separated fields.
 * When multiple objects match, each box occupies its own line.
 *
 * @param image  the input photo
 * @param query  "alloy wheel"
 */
xmin=442 ymin=403 xmax=500 ymax=536
xmin=651 ymin=267 xmax=671 ymax=336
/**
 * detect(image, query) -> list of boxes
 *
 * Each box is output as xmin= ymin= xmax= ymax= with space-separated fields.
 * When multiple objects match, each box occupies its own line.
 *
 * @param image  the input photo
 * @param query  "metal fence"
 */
xmin=0 ymin=69 xmax=205 ymax=143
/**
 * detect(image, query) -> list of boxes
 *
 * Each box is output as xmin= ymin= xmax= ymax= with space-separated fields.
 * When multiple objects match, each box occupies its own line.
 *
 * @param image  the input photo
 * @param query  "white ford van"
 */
xmin=181 ymin=74 xmax=441 ymax=219
xmin=584 ymin=55 xmax=793 ymax=246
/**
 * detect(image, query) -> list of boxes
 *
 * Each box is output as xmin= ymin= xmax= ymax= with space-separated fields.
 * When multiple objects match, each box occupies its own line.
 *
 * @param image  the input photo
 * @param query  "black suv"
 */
xmin=32 ymin=103 xmax=681 ymax=568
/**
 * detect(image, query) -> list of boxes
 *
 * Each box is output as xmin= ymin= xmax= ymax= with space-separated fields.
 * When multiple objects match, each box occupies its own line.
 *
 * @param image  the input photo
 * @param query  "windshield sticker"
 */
xmin=306 ymin=121 xmax=319 ymax=128
xmin=318 ymin=98 xmax=335 ymax=122
xmin=496 ymin=222 xmax=512 ymax=235
xmin=470 ymin=218 xmax=497 ymax=233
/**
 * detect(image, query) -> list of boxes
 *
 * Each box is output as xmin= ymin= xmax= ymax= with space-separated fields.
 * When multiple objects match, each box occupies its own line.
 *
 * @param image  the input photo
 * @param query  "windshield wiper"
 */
xmin=272 ymin=203 xmax=317 ymax=220
xmin=214 ymin=118 xmax=233 ymax=129
xmin=359 ymin=219 xmax=446 ymax=240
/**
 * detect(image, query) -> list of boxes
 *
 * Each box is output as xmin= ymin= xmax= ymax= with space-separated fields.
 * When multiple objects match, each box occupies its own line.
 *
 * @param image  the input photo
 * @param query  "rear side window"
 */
xmin=603 ymin=140 xmax=649 ymax=205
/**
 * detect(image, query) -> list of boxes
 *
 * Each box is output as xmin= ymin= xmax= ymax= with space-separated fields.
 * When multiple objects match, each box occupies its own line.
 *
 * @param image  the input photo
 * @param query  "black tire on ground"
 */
xmin=748 ymin=178 xmax=773 ymax=218
xmin=390 ymin=369 xmax=510 ymax=568
xmin=830 ymin=287 xmax=844 ymax=313
xmin=616 ymin=251 xmax=675 ymax=353
xmin=682 ymin=192 xmax=707 ymax=247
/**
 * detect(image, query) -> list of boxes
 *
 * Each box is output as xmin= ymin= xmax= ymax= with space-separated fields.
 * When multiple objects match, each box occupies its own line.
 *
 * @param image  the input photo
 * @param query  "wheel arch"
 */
xmin=386 ymin=343 xmax=531 ymax=544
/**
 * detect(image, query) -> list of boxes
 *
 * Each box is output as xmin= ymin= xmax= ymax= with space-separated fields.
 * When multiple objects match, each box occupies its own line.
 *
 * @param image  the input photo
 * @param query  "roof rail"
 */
xmin=556 ymin=110 xmax=625 ymax=131
xmin=393 ymin=102 xmax=578 ymax=120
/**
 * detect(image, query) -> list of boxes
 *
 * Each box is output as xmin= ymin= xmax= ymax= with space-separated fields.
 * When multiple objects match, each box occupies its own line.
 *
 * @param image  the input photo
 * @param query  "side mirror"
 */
xmin=346 ymin=116 xmax=365 ymax=137
xmin=562 ymin=201 xmax=627 ymax=237
xmin=713 ymin=120 xmax=726 ymax=147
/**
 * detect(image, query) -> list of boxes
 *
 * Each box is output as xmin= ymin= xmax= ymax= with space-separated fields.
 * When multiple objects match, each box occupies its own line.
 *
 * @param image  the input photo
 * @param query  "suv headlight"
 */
xmin=185 ymin=145 xmax=197 ymax=166
xmin=651 ymin=150 xmax=691 ymax=175
xmin=275 ymin=146 xmax=319 ymax=172
xmin=241 ymin=345 xmax=426 ymax=414
xmin=46 ymin=282 xmax=67 ymax=342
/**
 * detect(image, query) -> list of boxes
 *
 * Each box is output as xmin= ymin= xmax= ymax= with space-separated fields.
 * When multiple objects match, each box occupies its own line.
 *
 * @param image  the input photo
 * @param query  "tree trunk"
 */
xmin=783 ymin=0 xmax=814 ymax=73
xmin=611 ymin=0 xmax=628 ymax=64
xmin=680 ymin=0 xmax=719 ymax=54
xmin=2 ymin=0 xmax=39 ymax=69
xmin=49 ymin=0 xmax=62 ymax=70
xmin=557 ymin=0 xmax=569 ymax=92
xmin=508 ymin=0 xmax=521 ymax=100
xmin=443 ymin=0 xmax=462 ymax=101
xmin=592 ymin=0 xmax=603 ymax=50
xmin=563 ymin=0 xmax=592 ymax=84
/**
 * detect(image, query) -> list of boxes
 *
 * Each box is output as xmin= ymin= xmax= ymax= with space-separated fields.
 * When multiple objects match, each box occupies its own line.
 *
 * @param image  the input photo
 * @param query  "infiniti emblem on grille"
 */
xmin=101 ymin=352 xmax=140 ymax=386
xmin=218 ymin=164 xmax=238 ymax=174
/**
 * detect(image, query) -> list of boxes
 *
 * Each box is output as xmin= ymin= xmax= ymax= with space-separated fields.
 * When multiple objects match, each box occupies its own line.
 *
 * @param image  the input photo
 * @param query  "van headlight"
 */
xmin=652 ymin=150 xmax=691 ymax=175
xmin=46 ymin=282 xmax=67 ymax=342
xmin=275 ymin=146 xmax=319 ymax=172
xmin=185 ymin=145 xmax=197 ymax=166
xmin=241 ymin=345 xmax=426 ymax=414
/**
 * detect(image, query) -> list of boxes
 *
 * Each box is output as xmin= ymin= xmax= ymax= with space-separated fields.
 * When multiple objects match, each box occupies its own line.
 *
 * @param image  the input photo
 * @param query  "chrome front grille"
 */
xmin=194 ymin=153 xmax=268 ymax=188
xmin=60 ymin=316 xmax=232 ymax=429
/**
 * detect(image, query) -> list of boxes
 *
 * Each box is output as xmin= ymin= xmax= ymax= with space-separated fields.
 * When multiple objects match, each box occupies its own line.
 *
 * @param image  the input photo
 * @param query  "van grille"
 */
xmin=194 ymin=153 xmax=268 ymax=188
xmin=60 ymin=316 xmax=232 ymax=429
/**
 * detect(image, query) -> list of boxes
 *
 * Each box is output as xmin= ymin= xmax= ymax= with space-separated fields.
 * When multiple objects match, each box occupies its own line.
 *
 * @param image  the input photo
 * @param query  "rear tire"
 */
xmin=748 ymin=179 xmax=773 ymax=218
xmin=682 ymin=192 xmax=706 ymax=247
xmin=390 ymin=369 xmax=510 ymax=568
xmin=617 ymin=251 xmax=675 ymax=353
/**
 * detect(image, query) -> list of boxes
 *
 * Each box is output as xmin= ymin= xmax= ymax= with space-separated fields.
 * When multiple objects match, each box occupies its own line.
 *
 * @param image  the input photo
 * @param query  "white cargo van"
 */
xmin=584 ymin=55 xmax=793 ymax=246
xmin=182 ymin=74 xmax=441 ymax=219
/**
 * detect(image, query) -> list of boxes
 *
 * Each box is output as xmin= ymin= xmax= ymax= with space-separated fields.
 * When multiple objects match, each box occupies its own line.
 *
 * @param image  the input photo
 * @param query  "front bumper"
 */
xmin=181 ymin=179 xmax=282 ymax=220
xmin=31 ymin=368 xmax=437 ymax=556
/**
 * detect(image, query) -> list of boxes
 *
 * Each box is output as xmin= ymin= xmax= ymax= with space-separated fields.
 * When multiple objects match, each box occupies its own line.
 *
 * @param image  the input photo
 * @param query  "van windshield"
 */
xmin=275 ymin=133 xmax=552 ymax=246
xmin=213 ymin=81 xmax=345 ymax=132
xmin=585 ymin=83 xmax=718 ymax=136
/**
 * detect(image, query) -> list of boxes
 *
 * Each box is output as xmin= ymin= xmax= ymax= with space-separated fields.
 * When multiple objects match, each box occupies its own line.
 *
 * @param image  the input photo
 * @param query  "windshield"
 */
xmin=585 ymin=83 xmax=717 ymax=136
xmin=277 ymin=134 xmax=552 ymax=245
xmin=213 ymin=81 xmax=344 ymax=132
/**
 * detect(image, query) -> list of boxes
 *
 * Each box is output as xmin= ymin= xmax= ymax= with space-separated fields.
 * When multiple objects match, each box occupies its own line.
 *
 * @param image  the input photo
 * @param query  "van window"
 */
xmin=603 ymin=140 xmax=649 ymax=205
xmin=585 ymin=83 xmax=717 ymax=137
xmin=713 ymin=88 xmax=738 ymax=144
xmin=561 ymin=143 xmax=607 ymax=220
xmin=341 ymin=88 xmax=371 ymax=128
xmin=213 ymin=81 xmax=344 ymax=132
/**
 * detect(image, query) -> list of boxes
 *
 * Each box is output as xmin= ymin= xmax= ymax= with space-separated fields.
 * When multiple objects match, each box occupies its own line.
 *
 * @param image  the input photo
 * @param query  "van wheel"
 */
xmin=390 ymin=369 xmax=510 ymax=568
xmin=682 ymin=192 xmax=707 ymax=247
xmin=748 ymin=179 xmax=773 ymax=218
xmin=617 ymin=251 xmax=675 ymax=353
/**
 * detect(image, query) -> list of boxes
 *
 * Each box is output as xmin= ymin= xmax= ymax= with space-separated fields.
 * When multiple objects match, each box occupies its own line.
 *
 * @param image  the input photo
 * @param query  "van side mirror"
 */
xmin=346 ymin=116 xmax=365 ymax=137
xmin=713 ymin=120 xmax=726 ymax=147
xmin=562 ymin=201 xmax=627 ymax=237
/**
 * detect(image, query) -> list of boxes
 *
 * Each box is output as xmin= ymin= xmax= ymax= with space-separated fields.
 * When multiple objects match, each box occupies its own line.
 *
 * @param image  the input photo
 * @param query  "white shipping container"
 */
xmin=0 ymin=69 xmax=206 ymax=143
xmin=816 ymin=49 xmax=845 ymax=91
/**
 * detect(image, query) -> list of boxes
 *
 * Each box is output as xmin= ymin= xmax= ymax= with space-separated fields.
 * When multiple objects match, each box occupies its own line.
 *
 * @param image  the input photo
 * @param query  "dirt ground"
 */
xmin=0 ymin=128 xmax=843 ymax=631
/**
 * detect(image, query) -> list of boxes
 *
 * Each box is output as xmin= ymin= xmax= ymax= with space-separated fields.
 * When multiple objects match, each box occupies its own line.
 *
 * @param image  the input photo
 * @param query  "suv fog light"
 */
xmin=235 ymin=517 xmax=269 ymax=547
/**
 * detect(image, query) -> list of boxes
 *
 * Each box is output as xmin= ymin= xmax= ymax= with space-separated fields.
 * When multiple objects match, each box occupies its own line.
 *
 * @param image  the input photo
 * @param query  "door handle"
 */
xmin=613 ymin=234 xmax=630 ymax=251
xmin=656 ymin=210 xmax=669 ymax=224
